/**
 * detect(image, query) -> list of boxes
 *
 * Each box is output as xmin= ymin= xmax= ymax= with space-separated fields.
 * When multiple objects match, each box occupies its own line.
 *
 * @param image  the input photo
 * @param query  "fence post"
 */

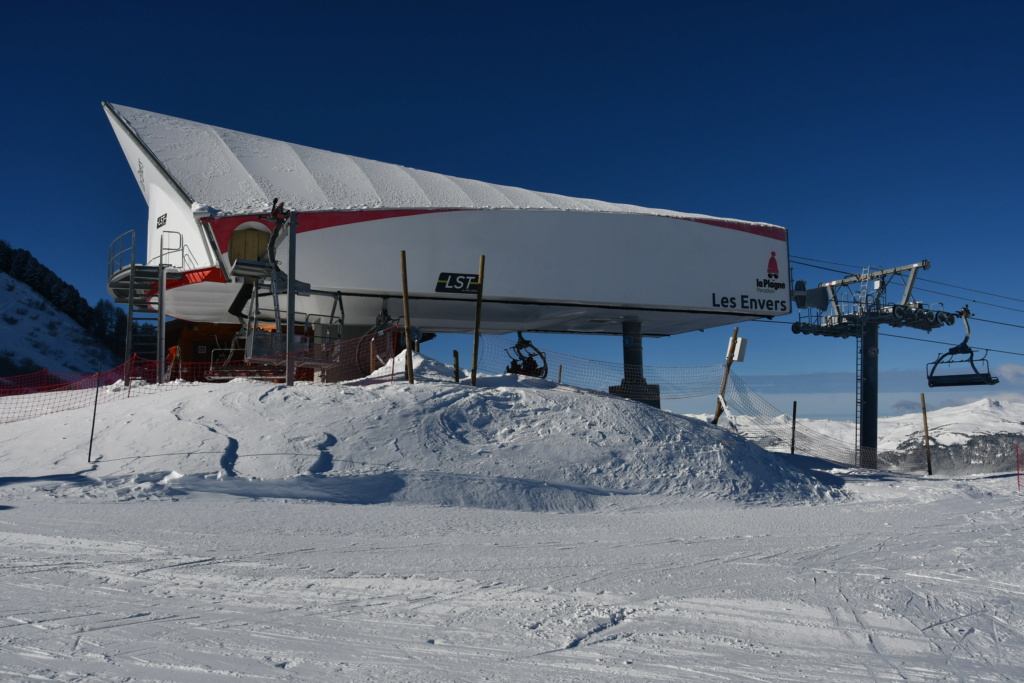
xmin=400 ymin=250 xmax=414 ymax=384
xmin=790 ymin=401 xmax=797 ymax=455
xmin=471 ymin=254 xmax=485 ymax=387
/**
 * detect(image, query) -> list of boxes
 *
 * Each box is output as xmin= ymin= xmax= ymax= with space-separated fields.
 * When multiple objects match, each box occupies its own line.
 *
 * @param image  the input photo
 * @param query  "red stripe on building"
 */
xmin=204 ymin=207 xmax=787 ymax=254
xmin=144 ymin=267 xmax=226 ymax=302
xmin=205 ymin=209 xmax=465 ymax=253
xmin=681 ymin=217 xmax=787 ymax=242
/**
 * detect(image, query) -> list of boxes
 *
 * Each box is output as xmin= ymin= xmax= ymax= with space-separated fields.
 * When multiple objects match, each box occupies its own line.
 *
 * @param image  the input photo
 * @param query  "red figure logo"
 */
xmin=767 ymin=252 xmax=779 ymax=280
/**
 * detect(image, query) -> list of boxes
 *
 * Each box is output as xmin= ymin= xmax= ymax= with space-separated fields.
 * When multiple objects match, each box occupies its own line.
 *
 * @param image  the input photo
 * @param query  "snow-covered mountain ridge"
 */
xmin=798 ymin=397 xmax=1024 ymax=449
xmin=796 ymin=397 xmax=1024 ymax=472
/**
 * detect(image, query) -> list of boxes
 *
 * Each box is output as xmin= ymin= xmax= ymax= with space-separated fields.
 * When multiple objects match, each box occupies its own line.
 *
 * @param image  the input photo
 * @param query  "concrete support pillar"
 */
xmin=609 ymin=320 xmax=661 ymax=409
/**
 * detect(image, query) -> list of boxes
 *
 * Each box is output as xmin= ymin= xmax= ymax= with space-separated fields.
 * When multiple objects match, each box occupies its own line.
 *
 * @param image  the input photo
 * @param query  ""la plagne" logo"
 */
xmin=756 ymin=252 xmax=786 ymax=293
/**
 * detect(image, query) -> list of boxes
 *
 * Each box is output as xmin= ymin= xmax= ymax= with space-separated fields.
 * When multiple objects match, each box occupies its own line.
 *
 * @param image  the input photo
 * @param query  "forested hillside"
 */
xmin=0 ymin=240 xmax=125 ymax=375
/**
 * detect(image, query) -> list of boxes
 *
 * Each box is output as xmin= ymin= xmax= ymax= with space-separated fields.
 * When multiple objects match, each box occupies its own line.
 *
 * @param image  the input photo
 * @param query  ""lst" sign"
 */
xmin=435 ymin=272 xmax=480 ymax=294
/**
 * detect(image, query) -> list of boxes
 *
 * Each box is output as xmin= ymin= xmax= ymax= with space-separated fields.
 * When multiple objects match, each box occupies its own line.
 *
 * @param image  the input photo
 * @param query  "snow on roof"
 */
xmin=105 ymin=103 xmax=776 ymax=227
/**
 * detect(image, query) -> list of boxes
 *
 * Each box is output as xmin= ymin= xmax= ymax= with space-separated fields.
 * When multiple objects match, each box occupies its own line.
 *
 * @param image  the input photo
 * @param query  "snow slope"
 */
xmin=1 ymin=355 xmax=1022 ymax=681
xmin=793 ymin=398 xmax=1024 ymax=473
xmin=0 ymin=271 xmax=117 ymax=374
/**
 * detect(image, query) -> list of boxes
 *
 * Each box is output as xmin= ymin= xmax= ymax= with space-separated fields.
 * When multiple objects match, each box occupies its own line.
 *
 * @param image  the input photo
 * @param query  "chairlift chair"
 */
xmin=505 ymin=332 xmax=548 ymax=379
xmin=926 ymin=307 xmax=999 ymax=388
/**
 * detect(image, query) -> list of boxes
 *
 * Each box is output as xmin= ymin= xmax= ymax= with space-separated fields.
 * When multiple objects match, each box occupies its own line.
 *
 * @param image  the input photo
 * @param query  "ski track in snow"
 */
xmin=1 ymin=361 xmax=1023 ymax=681
xmin=1 ymin=488 xmax=1022 ymax=682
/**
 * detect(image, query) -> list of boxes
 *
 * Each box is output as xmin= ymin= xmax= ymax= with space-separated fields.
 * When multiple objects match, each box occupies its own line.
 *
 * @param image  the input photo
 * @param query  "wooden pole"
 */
xmin=1016 ymin=443 xmax=1020 ymax=491
xmin=790 ymin=400 xmax=797 ymax=455
xmin=471 ymin=255 xmax=485 ymax=386
xmin=370 ymin=337 xmax=377 ymax=373
xmin=453 ymin=350 xmax=460 ymax=383
xmin=400 ymin=250 xmax=414 ymax=384
xmin=921 ymin=392 xmax=932 ymax=476
xmin=712 ymin=327 xmax=739 ymax=425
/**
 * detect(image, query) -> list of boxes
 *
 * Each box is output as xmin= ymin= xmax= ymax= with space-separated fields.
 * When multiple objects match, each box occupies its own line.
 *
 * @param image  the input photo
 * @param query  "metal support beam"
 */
xmin=899 ymin=262 xmax=926 ymax=307
xmin=285 ymin=212 xmax=297 ymax=387
xmin=157 ymin=264 xmax=166 ymax=383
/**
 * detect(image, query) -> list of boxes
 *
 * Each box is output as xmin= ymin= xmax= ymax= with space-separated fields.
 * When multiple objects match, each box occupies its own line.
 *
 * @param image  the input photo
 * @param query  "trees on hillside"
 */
xmin=0 ymin=240 xmax=127 ymax=356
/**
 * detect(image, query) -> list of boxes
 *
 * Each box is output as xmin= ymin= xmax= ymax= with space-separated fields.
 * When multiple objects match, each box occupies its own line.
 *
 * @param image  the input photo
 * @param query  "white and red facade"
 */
xmin=104 ymin=103 xmax=790 ymax=336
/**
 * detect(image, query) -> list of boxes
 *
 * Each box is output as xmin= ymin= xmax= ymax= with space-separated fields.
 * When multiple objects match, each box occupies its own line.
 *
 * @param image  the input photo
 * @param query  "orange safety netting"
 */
xmin=0 ymin=326 xmax=403 ymax=425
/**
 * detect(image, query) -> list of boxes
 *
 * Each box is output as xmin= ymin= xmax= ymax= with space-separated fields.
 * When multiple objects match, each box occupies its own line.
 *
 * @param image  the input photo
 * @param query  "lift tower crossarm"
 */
xmin=819 ymin=262 xmax=933 ymax=309
xmin=818 ymin=260 xmax=929 ymax=290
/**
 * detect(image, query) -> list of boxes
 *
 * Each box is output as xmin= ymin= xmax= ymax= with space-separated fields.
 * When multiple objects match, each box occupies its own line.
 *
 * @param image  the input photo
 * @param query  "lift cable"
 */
xmin=917 ymin=277 xmax=1024 ymax=306
xmin=792 ymin=254 xmax=1024 ymax=318
xmin=792 ymin=255 xmax=1024 ymax=305
xmin=789 ymin=259 xmax=859 ymax=277
xmin=971 ymin=316 xmax=1024 ymax=330
xmin=751 ymin=318 xmax=1024 ymax=357
xmin=878 ymin=331 xmax=1024 ymax=358
xmin=790 ymin=255 xmax=865 ymax=270
xmin=911 ymin=285 xmax=1024 ymax=316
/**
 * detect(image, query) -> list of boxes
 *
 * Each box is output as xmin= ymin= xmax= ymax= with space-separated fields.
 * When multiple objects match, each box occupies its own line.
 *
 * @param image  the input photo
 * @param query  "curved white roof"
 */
xmin=104 ymin=103 xmax=778 ymax=229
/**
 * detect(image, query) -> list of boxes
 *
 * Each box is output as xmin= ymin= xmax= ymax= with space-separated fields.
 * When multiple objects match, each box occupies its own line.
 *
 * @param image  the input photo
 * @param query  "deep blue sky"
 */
xmin=3 ymin=1 xmax=1023 ymax=418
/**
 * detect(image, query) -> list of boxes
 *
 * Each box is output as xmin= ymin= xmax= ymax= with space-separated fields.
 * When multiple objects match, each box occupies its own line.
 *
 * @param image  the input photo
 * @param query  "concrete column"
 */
xmin=609 ymin=320 xmax=661 ymax=409
xmin=622 ymin=320 xmax=644 ymax=383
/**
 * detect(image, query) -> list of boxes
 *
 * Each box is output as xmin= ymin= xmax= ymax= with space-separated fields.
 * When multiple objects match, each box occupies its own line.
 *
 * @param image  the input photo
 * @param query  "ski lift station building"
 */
xmin=103 ymin=102 xmax=791 ymax=348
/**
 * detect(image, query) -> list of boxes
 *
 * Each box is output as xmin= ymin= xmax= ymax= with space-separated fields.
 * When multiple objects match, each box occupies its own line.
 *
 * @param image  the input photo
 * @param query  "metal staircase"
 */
xmin=107 ymin=231 xmax=181 ymax=367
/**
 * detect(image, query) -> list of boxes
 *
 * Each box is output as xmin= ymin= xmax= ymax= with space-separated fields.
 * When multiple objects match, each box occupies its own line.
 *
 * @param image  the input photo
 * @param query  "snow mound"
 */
xmin=1 ymin=356 xmax=842 ymax=511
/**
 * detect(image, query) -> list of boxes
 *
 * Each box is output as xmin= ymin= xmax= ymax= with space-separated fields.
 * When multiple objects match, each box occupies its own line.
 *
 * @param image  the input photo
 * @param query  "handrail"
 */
xmin=143 ymin=230 xmax=200 ymax=271
xmin=107 ymin=230 xmax=137 ymax=278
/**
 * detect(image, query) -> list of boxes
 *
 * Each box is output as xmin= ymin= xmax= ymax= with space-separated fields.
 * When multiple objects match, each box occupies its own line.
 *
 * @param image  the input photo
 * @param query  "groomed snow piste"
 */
xmin=1 ymin=354 xmax=1022 ymax=681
